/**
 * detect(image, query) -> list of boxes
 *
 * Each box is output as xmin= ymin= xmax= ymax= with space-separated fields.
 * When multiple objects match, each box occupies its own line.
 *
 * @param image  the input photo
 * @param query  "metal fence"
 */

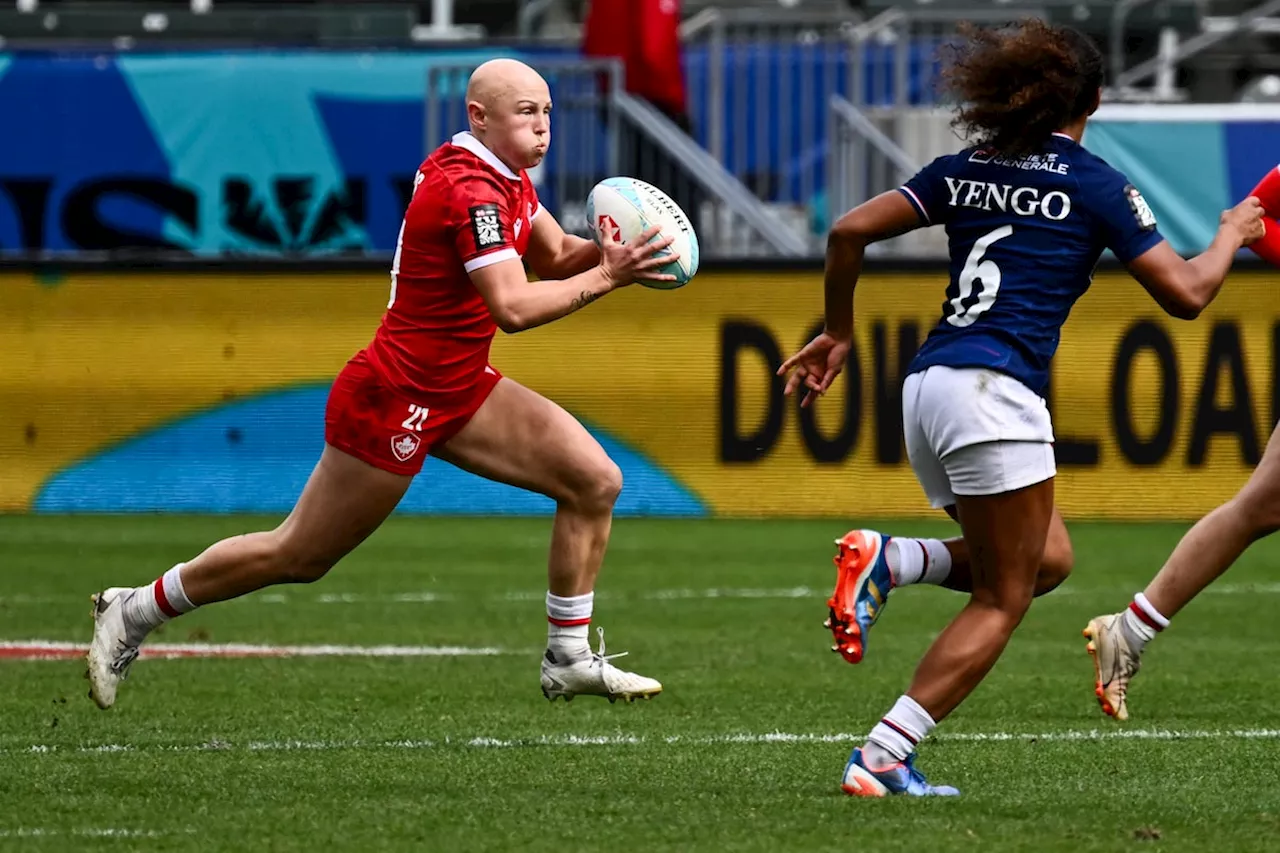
xmin=676 ymin=2 xmax=1271 ymax=255
xmin=677 ymin=7 xmax=1050 ymax=256
xmin=425 ymin=58 xmax=808 ymax=258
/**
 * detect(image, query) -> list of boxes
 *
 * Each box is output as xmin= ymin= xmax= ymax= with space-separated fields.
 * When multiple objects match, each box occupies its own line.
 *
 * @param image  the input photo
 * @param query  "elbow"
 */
xmin=1163 ymin=280 xmax=1209 ymax=320
xmin=829 ymin=212 xmax=874 ymax=248
xmin=1167 ymin=300 xmax=1203 ymax=321
xmin=496 ymin=315 xmax=525 ymax=334
xmin=1154 ymin=268 xmax=1213 ymax=320
xmin=492 ymin=304 xmax=526 ymax=334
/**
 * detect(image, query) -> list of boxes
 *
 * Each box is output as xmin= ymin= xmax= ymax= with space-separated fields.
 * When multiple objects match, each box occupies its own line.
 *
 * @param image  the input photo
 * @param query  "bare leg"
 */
xmin=436 ymin=378 xmax=659 ymax=700
xmin=436 ymin=378 xmax=622 ymax=598
xmin=936 ymin=505 xmax=1073 ymax=598
xmin=181 ymin=445 xmax=413 ymax=605
xmin=1082 ymin=427 xmax=1280 ymax=722
xmin=906 ymin=479 xmax=1054 ymax=721
xmin=87 ymin=445 xmax=412 ymax=710
xmin=1142 ymin=425 xmax=1280 ymax=618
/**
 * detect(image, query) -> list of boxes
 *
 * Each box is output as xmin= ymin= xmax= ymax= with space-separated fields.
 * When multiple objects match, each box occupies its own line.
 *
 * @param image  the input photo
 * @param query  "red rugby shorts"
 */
xmin=324 ymin=351 xmax=502 ymax=476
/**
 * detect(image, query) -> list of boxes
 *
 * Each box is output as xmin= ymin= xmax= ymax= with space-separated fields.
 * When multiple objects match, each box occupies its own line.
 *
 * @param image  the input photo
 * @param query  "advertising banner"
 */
xmin=4 ymin=267 xmax=1276 ymax=519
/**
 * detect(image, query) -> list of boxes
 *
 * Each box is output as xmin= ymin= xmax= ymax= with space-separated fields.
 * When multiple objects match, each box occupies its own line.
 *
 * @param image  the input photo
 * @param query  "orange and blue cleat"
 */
xmin=841 ymin=749 xmax=960 ymax=797
xmin=825 ymin=529 xmax=893 ymax=665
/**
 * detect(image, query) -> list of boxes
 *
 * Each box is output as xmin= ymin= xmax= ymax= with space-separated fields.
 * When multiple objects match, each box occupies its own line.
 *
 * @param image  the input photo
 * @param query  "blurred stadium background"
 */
xmin=8 ymin=6 xmax=1280 ymax=849
xmin=3 ymin=0 xmax=1280 ymax=520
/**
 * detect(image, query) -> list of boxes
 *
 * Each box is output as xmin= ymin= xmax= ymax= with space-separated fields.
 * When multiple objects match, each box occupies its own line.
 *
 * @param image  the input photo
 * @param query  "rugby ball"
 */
xmin=585 ymin=177 xmax=700 ymax=289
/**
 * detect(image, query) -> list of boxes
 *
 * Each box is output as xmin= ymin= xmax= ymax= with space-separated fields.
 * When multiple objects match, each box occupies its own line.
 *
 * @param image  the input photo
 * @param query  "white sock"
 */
xmin=1119 ymin=591 xmax=1168 ymax=651
xmin=123 ymin=563 xmax=196 ymax=644
xmin=546 ymin=591 xmax=593 ymax=663
xmin=863 ymin=694 xmax=936 ymax=769
xmin=885 ymin=538 xmax=953 ymax=587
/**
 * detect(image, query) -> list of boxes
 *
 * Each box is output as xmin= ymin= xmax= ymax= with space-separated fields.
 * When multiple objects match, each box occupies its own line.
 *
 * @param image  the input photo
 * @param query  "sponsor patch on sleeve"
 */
xmin=1125 ymin=184 xmax=1157 ymax=232
xmin=468 ymin=203 xmax=505 ymax=252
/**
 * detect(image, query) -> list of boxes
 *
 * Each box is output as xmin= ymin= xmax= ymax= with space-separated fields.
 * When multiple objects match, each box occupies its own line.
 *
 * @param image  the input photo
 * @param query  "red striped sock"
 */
xmin=546 ymin=592 xmax=593 ymax=662
xmin=1121 ymin=592 xmax=1169 ymax=647
xmin=1134 ymin=592 xmax=1169 ymax=629
xmin=123 ymin=563 xmax=195 ymax=642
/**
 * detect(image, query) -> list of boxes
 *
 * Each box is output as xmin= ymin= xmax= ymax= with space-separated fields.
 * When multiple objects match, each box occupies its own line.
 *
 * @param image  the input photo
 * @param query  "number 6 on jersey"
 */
xmin=947 ymin=225 xmax=1013 ymax=328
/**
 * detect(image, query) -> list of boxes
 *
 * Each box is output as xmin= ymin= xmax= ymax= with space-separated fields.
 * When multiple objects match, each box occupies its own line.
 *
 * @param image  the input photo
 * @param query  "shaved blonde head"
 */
xmin=466 ymin=58 xmax=549 ymax=111
xmin=464 ymin=59 xmax=552 ymax=172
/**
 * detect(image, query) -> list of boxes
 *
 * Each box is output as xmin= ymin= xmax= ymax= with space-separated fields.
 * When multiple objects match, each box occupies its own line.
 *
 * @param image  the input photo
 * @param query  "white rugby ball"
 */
xmin=585 ymin=177 xmax=700 ymax=289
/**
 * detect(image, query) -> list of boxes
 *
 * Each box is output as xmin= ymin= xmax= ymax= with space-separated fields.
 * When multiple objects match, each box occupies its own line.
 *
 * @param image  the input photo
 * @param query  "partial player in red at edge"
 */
xmin=1244 ymin=164 xmax=1280 ymax=266
xmin=85 ymin=59 xmax=677 ymax=710
xmin=1082 ymin=162 xmax=1280 ymax=722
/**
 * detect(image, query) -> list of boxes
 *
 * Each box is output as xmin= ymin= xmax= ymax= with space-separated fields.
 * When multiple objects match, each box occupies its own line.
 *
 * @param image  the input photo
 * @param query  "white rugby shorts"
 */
xmin=902 ymin=365 xmax=1056 ymax=509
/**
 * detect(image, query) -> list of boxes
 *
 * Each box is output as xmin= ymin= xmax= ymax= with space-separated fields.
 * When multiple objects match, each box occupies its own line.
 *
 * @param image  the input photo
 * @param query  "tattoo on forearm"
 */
xmin=570 ymin=290 xmax=602 ymax=311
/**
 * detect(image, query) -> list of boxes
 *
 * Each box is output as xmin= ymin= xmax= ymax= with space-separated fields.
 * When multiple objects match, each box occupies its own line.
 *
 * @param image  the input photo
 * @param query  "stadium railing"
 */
xmin=677 ymin=1 xmax=1270 ymax=256
xmin=0 ymin=2 xmax=421 ymax=45
xmin=425 ymin=58 xmax=810 ymax=258
xmin=1112 ymin=0 xmax=1280 ymax=93
xmin=679 ymin=5 xmax=1056 ymax=257
xmin=3 ymin=1 xmax=1274 ymax=262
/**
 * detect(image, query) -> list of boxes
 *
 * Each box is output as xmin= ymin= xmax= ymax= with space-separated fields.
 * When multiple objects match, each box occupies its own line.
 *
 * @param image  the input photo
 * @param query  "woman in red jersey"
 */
xmin=86 ymin=59 xmax=674 ymax=710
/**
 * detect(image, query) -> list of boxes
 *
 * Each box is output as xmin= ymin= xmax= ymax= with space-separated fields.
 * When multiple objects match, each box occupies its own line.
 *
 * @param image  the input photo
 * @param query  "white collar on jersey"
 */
xmin=451 ymin=131 xmax=520 ymax=181
xmin=1051 ymin=132 xmax=1077 ymax=142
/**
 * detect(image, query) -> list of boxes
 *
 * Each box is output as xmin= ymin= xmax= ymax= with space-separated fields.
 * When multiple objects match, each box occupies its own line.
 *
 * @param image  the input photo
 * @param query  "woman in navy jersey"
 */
xmin=779 ymin=19 xmax=1265 ymax=796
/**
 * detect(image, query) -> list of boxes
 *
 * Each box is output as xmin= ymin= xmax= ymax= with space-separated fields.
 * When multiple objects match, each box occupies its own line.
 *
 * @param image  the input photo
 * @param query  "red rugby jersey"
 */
xmin=1246 ymin=164 xmax=1280 ymax=267
xmin=367 ymin=131 xmax=541 ymax=397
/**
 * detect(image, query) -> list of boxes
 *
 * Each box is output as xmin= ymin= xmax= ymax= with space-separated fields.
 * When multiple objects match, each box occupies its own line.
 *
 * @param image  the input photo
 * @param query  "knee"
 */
xmin=562 ymin=457 xmax=623 ymax=513
xmin=972 ymin=581 xmax=1036 ymax=627
xmin=1035 ymin=536 xmax=1075 ymax=596
xmin=1231 ymin=490 xmax=1280 ymax=540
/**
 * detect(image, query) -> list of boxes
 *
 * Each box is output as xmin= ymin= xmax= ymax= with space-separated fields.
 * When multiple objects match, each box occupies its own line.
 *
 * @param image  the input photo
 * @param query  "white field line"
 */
xmin=7 ymin=728 xmax=1280 ymax=758
xmin=0 ymin=640 xmax=517 ymax=661
xmin=270 ymin=587 xmax=826 ymax=604
xmin=0 ymin=587 xmax=827 ymax=607
xmin=2 ymin=578 xmax=1280 ymax=604
xmin=5 ymin=583 xmax=1280 ymax=609
xmin=0 ymin=828 xmax=195 ymax=838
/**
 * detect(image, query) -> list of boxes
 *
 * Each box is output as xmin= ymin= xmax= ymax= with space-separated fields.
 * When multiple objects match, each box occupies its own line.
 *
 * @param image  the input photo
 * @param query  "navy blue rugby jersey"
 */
xmin=898 ymin=132 xmax=1164 ymax=396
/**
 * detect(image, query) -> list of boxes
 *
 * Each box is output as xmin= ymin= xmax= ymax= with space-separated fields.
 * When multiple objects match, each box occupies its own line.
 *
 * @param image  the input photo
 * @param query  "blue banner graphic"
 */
xmin=1 ymin=51 xmax=1278 ymax=259
xmin=1086 ymin=105 xmax=1280 ymax=255
xmin=0 ymin=50 xmax=519 ymax=257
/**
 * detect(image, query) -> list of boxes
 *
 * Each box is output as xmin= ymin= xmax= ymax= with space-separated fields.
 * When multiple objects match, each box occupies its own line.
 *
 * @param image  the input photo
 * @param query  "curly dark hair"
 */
xmin=940 ymin=19 xmax=1104 ymax=158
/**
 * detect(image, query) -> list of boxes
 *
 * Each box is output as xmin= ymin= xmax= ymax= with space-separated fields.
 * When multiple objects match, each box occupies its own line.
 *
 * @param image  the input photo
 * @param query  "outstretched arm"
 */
xmin=779 ymin=190 xmax=924 ymax=406
xmin=1125 ymin=197 xmax=1265 ymax=320
xmin=821 ymin=190 xmax=928 ymax=339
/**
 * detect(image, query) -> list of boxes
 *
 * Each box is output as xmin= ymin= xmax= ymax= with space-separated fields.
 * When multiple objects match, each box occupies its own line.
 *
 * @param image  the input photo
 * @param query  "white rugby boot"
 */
xmin=540 ymin=627 xmax=662 ymax=703
xmin=1083 ymin=612 xmax=1143 ymax=721
xmin=86 ymin=588 xmax=142 ymax=710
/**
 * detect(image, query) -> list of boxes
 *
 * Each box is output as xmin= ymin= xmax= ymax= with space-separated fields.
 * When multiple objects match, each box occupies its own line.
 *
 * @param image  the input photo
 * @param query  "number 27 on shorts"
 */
xmin=401 ymin=404 xmax=430 ymax=432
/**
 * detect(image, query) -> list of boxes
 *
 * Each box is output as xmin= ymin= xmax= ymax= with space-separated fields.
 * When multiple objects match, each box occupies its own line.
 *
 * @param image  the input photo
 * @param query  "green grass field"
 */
xmin=2 ymin=515 xmax=1279 ymax=851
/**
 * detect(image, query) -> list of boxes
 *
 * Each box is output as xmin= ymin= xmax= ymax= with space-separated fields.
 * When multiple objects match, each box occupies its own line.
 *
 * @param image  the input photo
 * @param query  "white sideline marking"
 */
xmin=7 ymin=583 xmax=1280 ymax=609
xmin=308 ymin=587 xmax=825 ymax=604
xmin=8 ymin=728 xmax=1280 ymax=757
xmin=1205 ymin=583 xmax=1280 ymax=595
xmin=334 ymin=588 xmax=823 ymax=604
xmin=0 ymin=640 xmax=514 ymax=661
xmin=0 ymin=587 xmax=826 ymax=608
xmin=0 ymin=828 xmax=193 ymax=838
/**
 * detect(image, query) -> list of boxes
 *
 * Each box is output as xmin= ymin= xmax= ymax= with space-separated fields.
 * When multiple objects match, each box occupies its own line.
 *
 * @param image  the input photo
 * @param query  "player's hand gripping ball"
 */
xmin=586 ymin=177 xmax=700 ymax=289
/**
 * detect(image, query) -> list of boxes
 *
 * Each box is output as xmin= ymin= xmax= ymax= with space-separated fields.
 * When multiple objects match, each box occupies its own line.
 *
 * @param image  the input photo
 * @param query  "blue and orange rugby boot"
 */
xmin=824 ymin=529 xmax=894 ymax=664
xmin=841 ymin=748 xmax=960 ymax=798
